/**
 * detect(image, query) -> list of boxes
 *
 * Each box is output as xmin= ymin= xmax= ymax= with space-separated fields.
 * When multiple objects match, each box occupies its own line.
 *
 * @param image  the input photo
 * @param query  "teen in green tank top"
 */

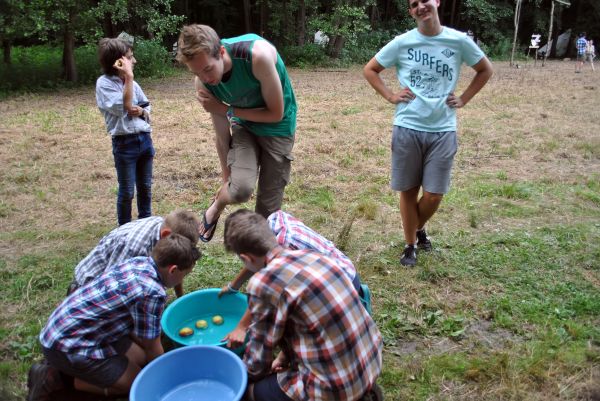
xmin=205 ymin=34 xmax=297 ymax=137
xmin=177 ymin=25 xmax=297 ymax=244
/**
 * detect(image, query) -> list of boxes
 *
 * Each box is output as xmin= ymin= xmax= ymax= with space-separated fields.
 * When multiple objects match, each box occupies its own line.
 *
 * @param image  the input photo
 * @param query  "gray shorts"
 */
xmin=391 ymin=126 xmax=457 ymax=194
xmin=42 ymin=336 xmax=132 ymax=388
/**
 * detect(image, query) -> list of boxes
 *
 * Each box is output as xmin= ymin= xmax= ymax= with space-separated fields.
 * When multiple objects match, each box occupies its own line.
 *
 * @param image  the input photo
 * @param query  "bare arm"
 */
xmin=137 ymin=336 xmax=164 ymax=364
xmin=195 ymin=77 xmax=231 ymax=183
xmin=230 ymin=267 xmax=255 ymax=290
xmin=114 ymin=56 xmax=142 ymax=117
xmin=363 ymin=57 xmax=415 ymax=104
xmin=446 ymin=56 xmax=493 ymax=108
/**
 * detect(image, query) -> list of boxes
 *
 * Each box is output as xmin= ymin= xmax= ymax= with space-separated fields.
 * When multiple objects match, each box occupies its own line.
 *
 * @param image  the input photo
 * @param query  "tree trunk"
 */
xmin=544 ymin=1 xmax=555 ymax=65
xmin=2 ymin=40 xmax=11 ymax=64
xmin=260 ymin=0 xmax=268 ymax=37
xmin=510 ymin=0 xmax=522 ymax=67
xmin=450 ymin=0 xmax=458 ymax=27
xmin=296 ymin=0 xmax=306 ymax=45
xmin=243 ymin=0 xmax=251 ymax=33
xmin=62 ymin=24 xmax=77 ymax=82
xmin=328 ymin=35 xmax=345 ymax=58
xmin=440 ymin=0 xmax=447 ymax=24
xmin=282 ymin=0 xmax=288 ymax=45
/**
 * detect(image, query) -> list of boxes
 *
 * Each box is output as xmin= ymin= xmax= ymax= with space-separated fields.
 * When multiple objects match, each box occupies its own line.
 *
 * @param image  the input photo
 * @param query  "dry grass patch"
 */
xmin=1 ymin=61 xmax=599 ymax=400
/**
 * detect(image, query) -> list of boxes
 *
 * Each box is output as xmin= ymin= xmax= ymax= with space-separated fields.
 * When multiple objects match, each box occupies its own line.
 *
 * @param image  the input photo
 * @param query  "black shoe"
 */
xmin=400 ymin=244 xmax=417 ymax=267
xmin=27 ymin=362 xmax=63 ymax=401
xmin=359 ymin=383 xmax=384 ymax=401
xmin=416 ymin=228 xmax=432 ymax=252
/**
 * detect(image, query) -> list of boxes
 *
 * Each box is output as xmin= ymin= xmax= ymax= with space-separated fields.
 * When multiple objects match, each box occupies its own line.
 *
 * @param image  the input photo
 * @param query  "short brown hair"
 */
xmin=152 ymin=233 xmax=202 ymax=271
xmin=224 ymin=209 xmax=278 ymax=256
xmin=176 ymin=24 xmax=221 ymax=63
xmin=98 ymin=38 xmax=132 ymax=76
xmin=163 ymin=210 xmax=201 ymax=246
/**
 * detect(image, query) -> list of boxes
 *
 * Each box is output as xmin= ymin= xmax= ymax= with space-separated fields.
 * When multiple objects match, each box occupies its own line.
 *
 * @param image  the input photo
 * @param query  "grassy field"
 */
xmin=0 ymin=60 xmax=599 ymax=400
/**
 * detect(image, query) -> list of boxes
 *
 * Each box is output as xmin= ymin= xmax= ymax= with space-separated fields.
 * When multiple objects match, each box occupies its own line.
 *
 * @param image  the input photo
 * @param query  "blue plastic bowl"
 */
xmin=161 ymin=288 xmax=248 ymax=351
xmin=130 ymin=345 xmax=247 ymax=401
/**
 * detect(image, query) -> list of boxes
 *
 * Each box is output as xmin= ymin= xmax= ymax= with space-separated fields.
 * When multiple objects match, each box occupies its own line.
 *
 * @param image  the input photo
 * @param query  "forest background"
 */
xmin=1 ymin=0 xmax=599 ymax=94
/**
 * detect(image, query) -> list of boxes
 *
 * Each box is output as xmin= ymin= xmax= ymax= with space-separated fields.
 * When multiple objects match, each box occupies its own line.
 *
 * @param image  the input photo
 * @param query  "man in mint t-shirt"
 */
xmin=364 ymin=0 xmax=493 ymax=267
xmin=176 ymin=24 xmax=297 ymax=242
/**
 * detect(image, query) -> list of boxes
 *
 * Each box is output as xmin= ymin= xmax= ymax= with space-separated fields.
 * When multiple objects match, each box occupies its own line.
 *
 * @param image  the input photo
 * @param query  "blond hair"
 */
xmin=176 ymin=24 xmax=221 ymax=63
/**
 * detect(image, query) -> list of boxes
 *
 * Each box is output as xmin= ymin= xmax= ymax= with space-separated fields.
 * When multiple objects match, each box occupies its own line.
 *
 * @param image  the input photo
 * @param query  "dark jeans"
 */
xmin=112 ymin=133 xmax=155 ymax=225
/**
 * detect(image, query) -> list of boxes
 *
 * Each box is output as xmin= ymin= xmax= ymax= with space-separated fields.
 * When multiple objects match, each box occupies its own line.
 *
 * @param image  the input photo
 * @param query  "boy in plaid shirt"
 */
xmin=223 ymin=210 xmax=383 ymax=401
xmin=220 ymin=209 xmax=372 ymax=350
xmin=27 ymin=234 xmax=201 ymax=401
xmin=70 ymin=209 xmax=200 ymax=297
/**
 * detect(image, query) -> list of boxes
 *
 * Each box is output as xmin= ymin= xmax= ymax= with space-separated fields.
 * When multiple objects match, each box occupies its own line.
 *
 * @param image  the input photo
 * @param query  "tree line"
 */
xmin=1 ymin=0 xmax=599 ymax=82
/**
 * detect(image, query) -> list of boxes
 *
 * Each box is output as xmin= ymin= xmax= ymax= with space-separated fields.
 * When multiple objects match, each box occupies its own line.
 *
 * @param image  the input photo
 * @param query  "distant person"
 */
xmin=586 ymin=39 xmax=595 ymax=71
xmin=96 ymin=36 xmax=154 ymax=226
xmin=176 ymin=24 xmax=297 ymax=242
xmin=27 ymin=234 xmax=201 ymax=401
xmin=575 ymin=32 xmax=588 ymax=73
xmin=363 ymin=0 xmax=493 ymax=267
xmin=70 ymin=210 xmax=201 ymax=297
xmin=219 ymin=209 xmax=372 ymax=349
xmin=222 ymin=210 xmax=383 ymax=401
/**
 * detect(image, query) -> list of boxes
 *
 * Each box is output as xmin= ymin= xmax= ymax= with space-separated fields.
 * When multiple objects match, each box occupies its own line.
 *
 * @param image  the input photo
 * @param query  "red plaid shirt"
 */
xmin=244 ymin=248 xmax=382 ymax=401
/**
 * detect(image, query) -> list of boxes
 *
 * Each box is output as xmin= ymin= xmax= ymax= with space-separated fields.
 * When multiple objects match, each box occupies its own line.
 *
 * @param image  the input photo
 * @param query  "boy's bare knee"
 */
xmin=422 ymin=192 xmax=443 ymax=204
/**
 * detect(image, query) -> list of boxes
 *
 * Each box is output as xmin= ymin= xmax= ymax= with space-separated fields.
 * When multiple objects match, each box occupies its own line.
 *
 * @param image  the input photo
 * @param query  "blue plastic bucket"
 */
xmin=130 ymin=345 xmax=247 ymax=401
xmin=161 ymin=288 xmax=248 ymax=353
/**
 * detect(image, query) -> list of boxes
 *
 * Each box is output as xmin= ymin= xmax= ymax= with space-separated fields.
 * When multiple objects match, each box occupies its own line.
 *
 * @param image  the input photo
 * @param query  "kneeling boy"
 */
xmin=28 ymin=234 xmax=201 ymax=401
xmin=224 ymin=210 xmax=382 ymax=401
xmin=71 ymin=209 xmax=200 ymax=297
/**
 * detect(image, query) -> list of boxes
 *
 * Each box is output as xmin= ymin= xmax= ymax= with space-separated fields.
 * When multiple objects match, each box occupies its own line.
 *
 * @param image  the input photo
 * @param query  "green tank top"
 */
xmin=205 ymin=34 xmax=297 ymax=137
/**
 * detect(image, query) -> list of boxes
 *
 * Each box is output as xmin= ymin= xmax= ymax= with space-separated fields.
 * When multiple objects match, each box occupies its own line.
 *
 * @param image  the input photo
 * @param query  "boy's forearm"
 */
xmin=140 ymin=337 xmax=164 ymax=364
xmin=231 ymin=267 xmax=254 ymax=289
xmin=210 ymin=114 xmax=231 ymax=181
xmin=123 ymin=76 xmax=134 ymax=112
xmin=459 ymin=59 xmax=493 ymax=106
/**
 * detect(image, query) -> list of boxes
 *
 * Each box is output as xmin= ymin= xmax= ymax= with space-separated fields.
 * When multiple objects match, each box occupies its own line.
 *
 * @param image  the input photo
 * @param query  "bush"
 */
xmin=280 ymin=43 xmax=329 ymax=68
xmin=479 ymin=36 xmax=514 ymax=60
xmin=0 ymin=39 xmax=174 ymax=94
xmin=344 ymin=30 xmax=398 ymax=64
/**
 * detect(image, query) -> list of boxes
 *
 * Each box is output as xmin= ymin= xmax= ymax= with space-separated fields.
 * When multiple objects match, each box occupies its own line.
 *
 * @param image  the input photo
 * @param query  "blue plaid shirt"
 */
xmin=577 ymin=37 xmax=588 ymax=55
xmin=41 ymin=256 xmax=167 ymax=359
xmin=74 ymin=216 xmax=163 ymax=285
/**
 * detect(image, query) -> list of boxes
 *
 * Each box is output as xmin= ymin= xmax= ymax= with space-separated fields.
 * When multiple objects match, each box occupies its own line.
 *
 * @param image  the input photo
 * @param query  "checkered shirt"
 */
xmin=267 ymin=210 xmax=357 ymax=281
xmin=41 ymin=256 xmax=167 ymax=359
xmin=577 ymin=37 xmax=588 ymax=55
xmin=244 ymin=248 xmax=382 ymax=401
xmin=74 ymin=216 xmax=163 ymax=285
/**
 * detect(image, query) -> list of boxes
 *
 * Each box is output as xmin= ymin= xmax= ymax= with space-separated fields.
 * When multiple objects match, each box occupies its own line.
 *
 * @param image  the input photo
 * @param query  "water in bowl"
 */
xmin=161 ymin=379 xmax=236 ymax=401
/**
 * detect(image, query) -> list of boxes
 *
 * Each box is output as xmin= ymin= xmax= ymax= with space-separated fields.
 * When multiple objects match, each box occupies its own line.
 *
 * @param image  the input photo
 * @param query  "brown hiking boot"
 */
xmin=27 ymin=362 xmax=63 ymax=401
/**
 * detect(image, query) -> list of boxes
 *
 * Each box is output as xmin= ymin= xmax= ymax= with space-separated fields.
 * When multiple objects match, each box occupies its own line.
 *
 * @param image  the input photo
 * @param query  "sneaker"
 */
xmin=400 ymin=244 xmax=417 ymax=267
xmin=27 ymin=362 xmax=63 ymax=401
xmin=359 ymin=383 xmax=384 ymax=401
xmin=416 ymin=228 xmax=432 ymax=252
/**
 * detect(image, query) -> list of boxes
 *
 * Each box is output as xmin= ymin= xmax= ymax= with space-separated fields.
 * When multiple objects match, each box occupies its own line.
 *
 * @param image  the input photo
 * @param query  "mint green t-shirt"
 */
xmin=205 ymin=34 xmax=297 ymax=137
xmin=375 ymin=27 xmax=484 ymax=132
